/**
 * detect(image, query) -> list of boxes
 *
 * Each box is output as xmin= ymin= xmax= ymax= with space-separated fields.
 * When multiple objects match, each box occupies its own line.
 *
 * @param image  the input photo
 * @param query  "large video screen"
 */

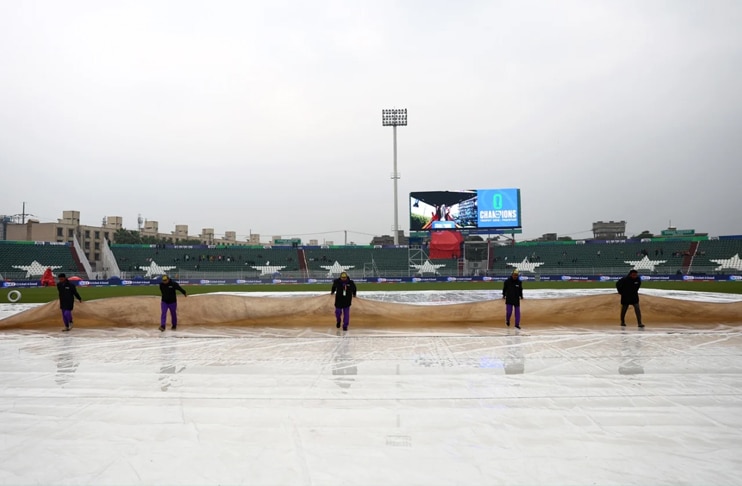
xmin=409 ymin=188 xmax=521 ymax=231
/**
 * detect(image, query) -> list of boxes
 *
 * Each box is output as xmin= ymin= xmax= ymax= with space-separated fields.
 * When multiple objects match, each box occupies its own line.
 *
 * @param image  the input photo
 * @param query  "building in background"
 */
xmin=592 ymin=221 xmax=627 ymax=240
xmin=1 ymin=210 xmax=403 ymax=265
xmin=4 ymin=211 xmax=121 ymax=263
xmin=1 ymin=211 xmax=245 ymax=263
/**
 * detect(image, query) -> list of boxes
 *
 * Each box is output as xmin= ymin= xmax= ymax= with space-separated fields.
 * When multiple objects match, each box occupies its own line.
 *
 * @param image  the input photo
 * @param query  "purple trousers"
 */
xmin=335 ymin=307 xmax=350 ymax=327
xmin=161 ymin=301 xmax=178 ymax=326
xmin=61 ymin=309 xmax=73 ymax=326
xmin=505 ymin=304 xmax=521 ymax=326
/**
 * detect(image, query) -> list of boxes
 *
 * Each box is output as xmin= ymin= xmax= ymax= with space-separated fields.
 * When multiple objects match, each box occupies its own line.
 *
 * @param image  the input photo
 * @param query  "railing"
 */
xmin=100 ymin=239 xmax=122 ymax=280
xmin=72 ymin=236 xmax=94 ymax=279
xmin=109 ymin=265 xmax=735 ymax=281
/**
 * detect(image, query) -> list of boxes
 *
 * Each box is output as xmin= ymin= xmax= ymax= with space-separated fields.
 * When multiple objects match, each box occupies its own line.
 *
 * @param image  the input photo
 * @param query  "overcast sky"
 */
xmin=1 ymin=1 xmax=741 ymax=244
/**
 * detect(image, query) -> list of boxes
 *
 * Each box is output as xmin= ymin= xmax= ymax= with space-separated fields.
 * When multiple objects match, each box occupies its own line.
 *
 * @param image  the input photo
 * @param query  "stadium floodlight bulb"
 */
xmin=382 ymin=108 xmax=408 ymax=126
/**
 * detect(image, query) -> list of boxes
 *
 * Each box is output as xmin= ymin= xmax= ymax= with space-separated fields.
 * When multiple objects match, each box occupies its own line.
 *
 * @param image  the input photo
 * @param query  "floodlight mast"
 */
xmin=382 ymin=108 xmax=407 ymax=245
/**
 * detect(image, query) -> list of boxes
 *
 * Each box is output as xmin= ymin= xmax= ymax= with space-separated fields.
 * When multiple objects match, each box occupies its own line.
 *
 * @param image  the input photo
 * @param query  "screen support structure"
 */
xmin=407 ymin=243 xmax=428 ymax=277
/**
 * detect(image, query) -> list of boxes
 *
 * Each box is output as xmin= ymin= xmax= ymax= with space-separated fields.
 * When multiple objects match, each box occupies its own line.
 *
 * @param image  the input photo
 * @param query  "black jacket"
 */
xmin=160 ymin=280 xmax=187 ymax=303
xmin=57 ymin=280 xmax=82 ymax=310
xmin=616 ymin=273 xmax=641 ymax=305
xmin=331 ymin=278 xmax=357 ymax=308
xmin=502 ymin=276 xmax=523 ymax=305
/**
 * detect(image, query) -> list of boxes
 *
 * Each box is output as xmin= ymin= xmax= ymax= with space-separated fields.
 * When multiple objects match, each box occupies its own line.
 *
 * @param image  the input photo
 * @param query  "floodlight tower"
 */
xmin=382 ymin=108 xmax=407 ymax=245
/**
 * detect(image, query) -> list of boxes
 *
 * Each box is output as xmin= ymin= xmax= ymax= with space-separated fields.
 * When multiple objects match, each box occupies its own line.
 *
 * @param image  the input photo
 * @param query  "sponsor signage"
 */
xmin=477 ymin=188 xmax=521 ymax=228
xmin=2 ymin=274 xmax=737 ymax=288
xmin=1 ymin=281 xmax=42 ymax=288
xmin=661 ymin=229 xmax=695 ymax=236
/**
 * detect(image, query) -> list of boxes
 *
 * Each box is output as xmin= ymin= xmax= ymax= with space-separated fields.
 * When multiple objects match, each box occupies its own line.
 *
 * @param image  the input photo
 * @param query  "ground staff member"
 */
xmin=331 ymin=272 xmax=357 ymax=331
xmin=617 ymin=270 xmax=644 ymax=328
xmin=159 ymin=275 xmax=187 ymax=331
xmin=502 ymin=270 xmax=524 ymax=329
xmin=57 ymin=273 xmax=82 ymax=331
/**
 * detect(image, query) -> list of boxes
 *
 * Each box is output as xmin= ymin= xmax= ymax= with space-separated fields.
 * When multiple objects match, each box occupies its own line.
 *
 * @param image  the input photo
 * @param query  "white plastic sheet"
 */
xmin=0 ymin=290 xmax=740 ymax=485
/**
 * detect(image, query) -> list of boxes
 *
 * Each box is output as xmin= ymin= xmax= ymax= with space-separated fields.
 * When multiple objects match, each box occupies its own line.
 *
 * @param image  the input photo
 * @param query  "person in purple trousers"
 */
xmin=159 ymin=275 xmax=186 ymax=331
xmin=56 ymin=273 xmax=82 ymax=331
xmin=502 ymin=269 xmax=524 ymax=329
xmin=331 ymin=272 xmax=357 ymax=331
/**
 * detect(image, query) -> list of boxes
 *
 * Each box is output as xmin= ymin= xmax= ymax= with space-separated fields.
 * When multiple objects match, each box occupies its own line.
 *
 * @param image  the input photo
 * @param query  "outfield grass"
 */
xmin=3 ymin=281 xmax=741 ymax=304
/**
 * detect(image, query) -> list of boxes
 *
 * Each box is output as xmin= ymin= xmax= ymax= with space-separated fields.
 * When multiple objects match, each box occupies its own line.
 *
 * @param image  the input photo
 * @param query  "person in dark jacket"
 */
xmin=617 ymin=269 xmax=644 ymax=328
xmin=159 ymin=275 xmax=187 ymax=331
xmin=331 ymin=272 xmax=357 ymax=331
xmin=56 ymin=273 xmax=82 ymax=331
xmin=502 ymin=269 xmax=524 ymax=329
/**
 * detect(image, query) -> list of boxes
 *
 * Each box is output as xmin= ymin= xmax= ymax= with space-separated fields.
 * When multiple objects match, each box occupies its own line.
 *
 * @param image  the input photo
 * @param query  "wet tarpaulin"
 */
xmin=1 ymin=290 xmax=742 ymax=484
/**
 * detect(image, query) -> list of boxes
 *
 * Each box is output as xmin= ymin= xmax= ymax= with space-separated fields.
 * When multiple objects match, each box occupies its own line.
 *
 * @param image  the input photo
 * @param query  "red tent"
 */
xmin=429 ymin=230 xmax=464 ymax=259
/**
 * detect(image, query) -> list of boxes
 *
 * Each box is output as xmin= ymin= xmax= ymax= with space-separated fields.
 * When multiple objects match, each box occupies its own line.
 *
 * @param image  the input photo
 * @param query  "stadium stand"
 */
xmin=4 ymin=237 xmax=741 ymax=282
xmin=689 ymin=239 xmax=742 ymax=274
xmin=486 ymin=240 xmax=695 ymax=275
xmin=304 ymin=246 xmax=411 ymax=277
xmin=0 ymin=241 xmax=82 ymax=281
xmin=426 ymin=256 xmax=460 ymax=276
xmin=371 ymin=247 xmax=412 ymax=276
xmin=110 ymin=245 xmax=302 ymax=278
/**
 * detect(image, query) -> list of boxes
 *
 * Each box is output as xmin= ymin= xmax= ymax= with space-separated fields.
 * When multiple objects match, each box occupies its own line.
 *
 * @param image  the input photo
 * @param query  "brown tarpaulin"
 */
xmin=1 ymin=294 xmax=741 ymax=331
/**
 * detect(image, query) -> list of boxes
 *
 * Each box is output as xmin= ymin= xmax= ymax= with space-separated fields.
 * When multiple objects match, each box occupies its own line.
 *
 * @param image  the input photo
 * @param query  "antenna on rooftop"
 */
xmin=13 ymin=202 xmax=35 ymax=224
xmin=137 ymin=214 xmax=144 ymax=231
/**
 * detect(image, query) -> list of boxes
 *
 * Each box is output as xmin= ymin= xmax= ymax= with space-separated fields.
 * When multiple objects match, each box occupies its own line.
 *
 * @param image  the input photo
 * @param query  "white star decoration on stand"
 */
xmin=320 ymin=261 xmax=355 ymax=277
xmin=251 ymin=262 xmax=286 ymax=276
xmin=138 ymin=261 xmax=176 ymax=278
xmin=410 ymin=260 xmax=446 ymax=275
xmin=12 ymin=261 xmax=62 ymax=278
xmin=709 ymin=253 xmax=742 ymax=271
xmin=623 ymin=255 xmax=667 ymax=272
xmin=507 ymin=257 xmax=545 ymax=274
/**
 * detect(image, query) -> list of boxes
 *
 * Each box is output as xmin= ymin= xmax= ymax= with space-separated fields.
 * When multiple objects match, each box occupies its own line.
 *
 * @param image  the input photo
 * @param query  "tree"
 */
xmin=112 ymin=229 xmax=203 ymax=246
xmin=113 ymin=229 xmax=143 ymax=244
